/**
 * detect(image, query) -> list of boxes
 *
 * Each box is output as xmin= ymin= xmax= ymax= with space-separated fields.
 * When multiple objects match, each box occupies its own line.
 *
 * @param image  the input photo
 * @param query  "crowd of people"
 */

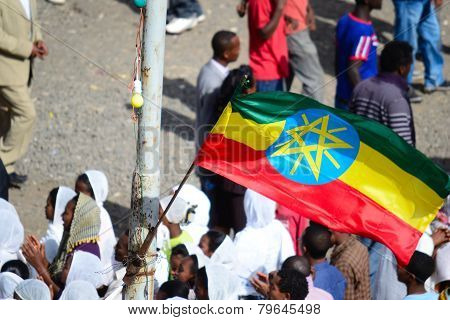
xmin=1 ymin=0 xmax=450 ymax=300
xmin=0 ymin=173 xmax=449 ymax=300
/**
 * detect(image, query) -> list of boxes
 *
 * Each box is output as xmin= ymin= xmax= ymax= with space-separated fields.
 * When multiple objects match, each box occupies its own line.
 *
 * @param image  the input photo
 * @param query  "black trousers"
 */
xmin=0 ymin=158 xmax=8 ymax=200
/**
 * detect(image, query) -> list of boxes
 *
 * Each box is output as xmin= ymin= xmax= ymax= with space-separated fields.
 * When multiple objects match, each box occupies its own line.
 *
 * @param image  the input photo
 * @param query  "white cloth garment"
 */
xmin=104 ymin=266 xmax=126 ymax=300
xmin=0 ymin=208 xmax=24 ymax=269
xmin=172 ymin=184 xmax=210 ymax=245
xmin=234 ymin=190 xmax=295 ymax=296
xmin=185 ymin=242 xmax=209 ymax=269
xmin=172 ymin=184 xmax=211 ymax=244
xmin=209 ymin=235 xmax=236 ymax=270
xmin=206 ymin=264 xmax=240 ymax=300
xmin=416 ymin=227 xmax=434 ymax=256
xmin=66 ymin=251 xmax=105 ymax=289
xmin=0 ymin=199 xmax=18 ymax=216
xmin=14 ymin=279 xmax=50 ymax=300
xmin=85 ymin=170 xmax=117 ymax=285
xmin=432 ymin=243 xmax=450 ymax=290
xmin=59 ymin=280 xmax=99 ymax=300
xmin=19 ymin=0 xmax=31 ymax=20
xmin=40 ymin=186 xmax=76 ymax=263
xmin=0 ymin=272 xmax=23 ymax=300
xmin=160 ymin=195 xmax=189 ymax=224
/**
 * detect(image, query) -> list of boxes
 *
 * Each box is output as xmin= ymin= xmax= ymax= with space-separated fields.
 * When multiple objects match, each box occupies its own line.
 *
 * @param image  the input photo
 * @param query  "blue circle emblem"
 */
xmin=266 ymin=109 xmax=360 ymax=185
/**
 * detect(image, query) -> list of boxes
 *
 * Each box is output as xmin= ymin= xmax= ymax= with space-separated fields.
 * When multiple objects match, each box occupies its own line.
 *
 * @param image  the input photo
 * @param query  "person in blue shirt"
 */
xmin=335 ymin=0 xmax=382 ymax=110
xmin=301 ymin=224 xmax=346 ymax=300
xmin=397 ymin=250 xmax=438 ymax=300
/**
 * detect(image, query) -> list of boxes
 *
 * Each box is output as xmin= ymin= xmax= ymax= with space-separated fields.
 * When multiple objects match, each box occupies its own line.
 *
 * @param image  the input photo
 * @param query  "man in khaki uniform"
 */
xmin=0 ymin=0 xmax=48 ymax=186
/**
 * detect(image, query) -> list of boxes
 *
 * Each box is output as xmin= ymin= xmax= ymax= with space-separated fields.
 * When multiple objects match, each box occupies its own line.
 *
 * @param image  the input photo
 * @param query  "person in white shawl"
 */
xmin=0 ymin=206 xmax=24 ymax=269
xmin=40 ymin=186 xmax=76 ymax=263
xmin=59 ymin=280 xmax=99 ymax=300
xmin=234 ymin=189 xmax=295 ymax=297
xmin=195 ymin=264 xmax=240 ymax=300
xmin=75 ymin=170 xmax=117 ymax=285
xmin=14 ymin=279 xmax=51 ymax=300
xmin=63 ymin=250 xmax=105 ymax=289
xmin=171 ymin=184 xmax=210 ymax=245
xmin=0 ymin=272 xmax=23 ymax=300
xmin=0 ymin=198 xmax=17 ymax=216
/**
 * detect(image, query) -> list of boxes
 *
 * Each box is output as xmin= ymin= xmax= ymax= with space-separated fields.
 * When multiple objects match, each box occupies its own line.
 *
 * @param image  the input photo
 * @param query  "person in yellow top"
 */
xmin=159 ymin=195 xmax=194 ymax=263
xmin=0 ymin=0 xmax=48 ymax=186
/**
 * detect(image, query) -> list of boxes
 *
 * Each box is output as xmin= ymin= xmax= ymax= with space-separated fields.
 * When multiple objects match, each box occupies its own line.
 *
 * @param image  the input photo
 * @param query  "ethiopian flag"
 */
xmin=195 ymin=92 xmax=450 ymax=265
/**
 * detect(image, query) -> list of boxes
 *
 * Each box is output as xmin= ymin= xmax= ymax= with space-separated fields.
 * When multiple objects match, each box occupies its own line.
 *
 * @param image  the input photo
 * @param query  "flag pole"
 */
xmin=125 ymin=0 xmax=167 ymax=300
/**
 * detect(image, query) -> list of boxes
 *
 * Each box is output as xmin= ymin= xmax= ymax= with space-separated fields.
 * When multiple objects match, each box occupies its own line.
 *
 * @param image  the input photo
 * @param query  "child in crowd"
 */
xmin=170 ymin=244 xmax=189 ymax=280
xmin=397 ymin=251 xmax=438 ymax=300
xmin=40 ymin=186 xmax=76 ymax=263
xmin=75 ymin=170 xmax=116 ymax=285
xmin=156 ymin=279 xmax=189 ymax=300
xmin=335 ymin=0 xmax=382 ymax=110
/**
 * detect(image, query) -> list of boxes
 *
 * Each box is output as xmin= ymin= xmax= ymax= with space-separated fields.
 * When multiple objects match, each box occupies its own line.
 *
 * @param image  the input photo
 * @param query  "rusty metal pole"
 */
xmin=125 ymin=0 xmax=167 ymax=300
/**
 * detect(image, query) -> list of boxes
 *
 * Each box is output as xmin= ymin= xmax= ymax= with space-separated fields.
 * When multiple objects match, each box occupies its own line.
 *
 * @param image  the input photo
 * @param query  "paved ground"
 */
xmin=6 ymin=0 xmax=450 ymax=237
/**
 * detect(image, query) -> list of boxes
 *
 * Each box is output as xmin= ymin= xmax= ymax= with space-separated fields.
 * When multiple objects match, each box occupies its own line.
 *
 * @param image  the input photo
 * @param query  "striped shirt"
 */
xmin=349 ymin=73 xmax=415 ymax=146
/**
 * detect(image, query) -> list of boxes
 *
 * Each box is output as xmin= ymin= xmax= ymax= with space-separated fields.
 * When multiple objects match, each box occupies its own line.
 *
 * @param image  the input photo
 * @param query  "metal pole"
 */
xmin=125 ymin=0 xmax=167 ymax=300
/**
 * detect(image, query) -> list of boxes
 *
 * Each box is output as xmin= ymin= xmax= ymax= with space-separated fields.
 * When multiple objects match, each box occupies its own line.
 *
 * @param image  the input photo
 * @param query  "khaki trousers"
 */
xmin=0 ymin=85 xmax=36 ymax=174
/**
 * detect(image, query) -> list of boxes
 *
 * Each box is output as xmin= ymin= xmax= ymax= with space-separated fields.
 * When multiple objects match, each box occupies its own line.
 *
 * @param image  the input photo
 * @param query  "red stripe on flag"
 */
xmin=196 ymin=134 xmax=421 ymax=266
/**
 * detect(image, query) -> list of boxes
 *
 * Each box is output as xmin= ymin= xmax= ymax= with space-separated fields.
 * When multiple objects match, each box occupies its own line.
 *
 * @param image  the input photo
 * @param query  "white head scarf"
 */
xmin=172 ymin=184 xmax=210 ymax=228
xmin=84 ymin=170 xmax=116 ymax=286
xmin=244 ymin=189 xmax=276 ymax=228
xmin=432 ymin=243 xmax=450 ymax=288
xmin=59 ymin=280 xmax=99 ymax=300
xmin=209 ymin=235 xmax=236 ymax=270
xmin=42 ymin=187 xmax=76 ymax=262
xmin=206 ymin=264 xmax=240 ymax=300
xmin=0 ymin=272 xmax=23 ymax=300
xmin=0 ymin=199 xmax=18 ymax=216
xmin=0 ymin=208 xmax=24 ymax=269
xmin=234 ymin=190 xmax=295 ymax=295
xmin=160 ymin=195 xmax=189 ymax=224
xmin=85 ymin=170 xmax=108 ymax=205
xmin=14 ymin=279 xmax=51 ymax=300
xmin=66 ymin=251 xmax=105 ymax=289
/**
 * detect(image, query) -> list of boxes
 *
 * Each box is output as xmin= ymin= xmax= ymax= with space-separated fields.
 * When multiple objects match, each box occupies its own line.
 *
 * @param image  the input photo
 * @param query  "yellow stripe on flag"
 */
xmin=339 ymin=143 xmax=443 ymax=232
xmin=211 ymin=104 xmax=285 ymax=150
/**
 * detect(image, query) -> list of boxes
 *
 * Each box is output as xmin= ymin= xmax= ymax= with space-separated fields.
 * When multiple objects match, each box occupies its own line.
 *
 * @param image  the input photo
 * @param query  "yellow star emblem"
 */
xmin=270 ymin=113 xmax=353 ymax=181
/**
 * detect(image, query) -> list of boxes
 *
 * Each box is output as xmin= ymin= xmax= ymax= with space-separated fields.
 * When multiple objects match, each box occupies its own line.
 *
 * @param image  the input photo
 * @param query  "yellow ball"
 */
xmin=131 ymin=93 xmax=144 ymax=108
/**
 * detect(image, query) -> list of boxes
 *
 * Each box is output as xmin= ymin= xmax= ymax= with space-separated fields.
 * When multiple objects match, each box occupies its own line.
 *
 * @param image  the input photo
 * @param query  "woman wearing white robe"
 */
xmin=0 ymin=206 xmax=24 ymax=269
xmin=40 ymin=186 xmax=76 ymax=263
xmin=206 ymin=264 xmax=240 ymax=300
xmin=0 ymin=272 xmax=23 ymax=300
xmin=85 ymin=170 xmax=117 ymax=285
xmin=234 ymin=190 xmax=295 ymax=297
xmin=172 ymin=184 xmax=210 ymax=245
xmin=65 ymin=250 xmax=105 ymax=289
xmin=60 ymin=280 xmax=99 ymax=300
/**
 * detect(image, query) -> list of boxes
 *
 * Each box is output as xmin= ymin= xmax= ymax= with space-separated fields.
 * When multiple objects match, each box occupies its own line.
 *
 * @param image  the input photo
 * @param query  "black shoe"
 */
xmin=408 ymin=86 xmax=423 ymax=103
xmin=424 ymin=80 xmax=450 ymax=93
xmin=8 ymin=172 xmax=27 ymax=188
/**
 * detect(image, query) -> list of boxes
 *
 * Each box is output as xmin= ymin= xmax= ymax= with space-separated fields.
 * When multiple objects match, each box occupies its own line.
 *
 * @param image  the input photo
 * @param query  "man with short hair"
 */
xmin=330 ymin=231 xmax=371 ymax=300
xmin=397 ymin=250 xmax=438 ymax=300
xmin=302 ymin=225 xmax=346 ymax=300
xmin=350 ymin=41 xmax=415 ymax=146
xmin=196 ymin=30 xmax=240 ymax=224
xmin=335 ymin=0 xmax=382 ymax=110
xmin=268 ymin=269 xmax=309 ymax=300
